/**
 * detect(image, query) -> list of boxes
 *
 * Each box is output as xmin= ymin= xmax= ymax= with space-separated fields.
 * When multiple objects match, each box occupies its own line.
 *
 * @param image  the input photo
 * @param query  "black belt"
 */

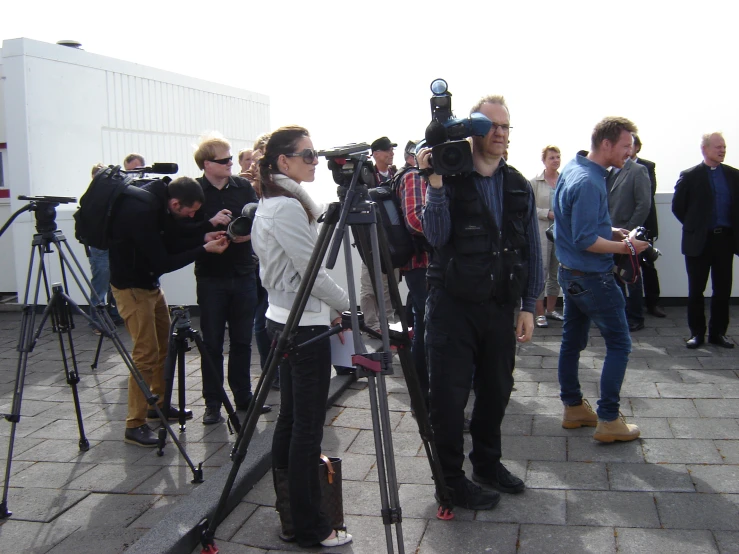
xmin=559 ymin=264 xmax=586 ymax=277
xmin=712 ymin=227 xmax=732 ymax=234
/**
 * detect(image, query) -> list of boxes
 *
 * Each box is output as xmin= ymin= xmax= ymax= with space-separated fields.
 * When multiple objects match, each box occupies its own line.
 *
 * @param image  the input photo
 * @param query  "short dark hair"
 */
xmin=123 ymin=153 xmax=145 ymax=167
xmin=591 ymin=117 xmax=638 ymax=151
xmin=632 ymin=134 xmax=642 ymax=149
xmin=168 ymin=176 xmax=204 ymax=207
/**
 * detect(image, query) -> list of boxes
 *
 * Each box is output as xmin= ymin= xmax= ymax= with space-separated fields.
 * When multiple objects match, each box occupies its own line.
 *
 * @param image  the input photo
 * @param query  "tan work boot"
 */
xmin=562 ymin=399 xmax=598 ymax=429
xmin=593 ymin=415 xmax=640 ymax=443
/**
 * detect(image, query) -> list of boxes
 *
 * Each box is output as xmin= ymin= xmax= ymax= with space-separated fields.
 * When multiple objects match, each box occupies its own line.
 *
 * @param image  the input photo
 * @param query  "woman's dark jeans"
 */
xmin=267 ymin=319 xmax=332 ymax=547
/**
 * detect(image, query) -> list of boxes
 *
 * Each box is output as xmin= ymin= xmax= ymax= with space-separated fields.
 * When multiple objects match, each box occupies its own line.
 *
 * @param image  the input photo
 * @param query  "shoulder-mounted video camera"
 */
xmin=423 ymin=78 xmax=493 ymax=176
xmin=318 ymin=143 xmax=375 ymax=190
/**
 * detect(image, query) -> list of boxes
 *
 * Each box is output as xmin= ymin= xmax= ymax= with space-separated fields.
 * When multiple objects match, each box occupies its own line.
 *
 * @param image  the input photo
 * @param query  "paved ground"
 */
xmin=0 ymin=306 xmax=738 ymax=553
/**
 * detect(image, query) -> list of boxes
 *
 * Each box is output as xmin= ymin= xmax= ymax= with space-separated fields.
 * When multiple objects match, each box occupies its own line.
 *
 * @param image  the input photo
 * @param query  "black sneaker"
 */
xmin=472 ymin=463 xmax=525 ymax=494
xmin=147 ymin=406 xmax=194 ymax=421
xmin=202 ymin=406 xmax=224 ymax=425
xmin=436 ymin=478 xmax=500 ymax=510
xmin=235 ymin=403 xmax=273 ymax=414
xmin=124 ymin=424 xmax=159 ymax=447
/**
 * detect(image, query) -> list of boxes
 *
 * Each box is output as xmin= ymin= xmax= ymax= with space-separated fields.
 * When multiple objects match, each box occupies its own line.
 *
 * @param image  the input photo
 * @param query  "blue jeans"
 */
xmin=617 ymin=266 xmax=645 ymax=325
xmin=196 ymin=273 xmax=258 ymax=408
xmin=403 ymin=267 xmax=429 ymax=407
xmin=88 ymin=247 xmax=120 ymax=323
xmin=557 ymin=267 xmax=632 ymax=422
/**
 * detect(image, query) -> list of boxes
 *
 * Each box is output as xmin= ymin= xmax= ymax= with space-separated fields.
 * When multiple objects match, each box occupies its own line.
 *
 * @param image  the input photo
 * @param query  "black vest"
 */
xmin=427 ymin=166 xmax=531 ymax=304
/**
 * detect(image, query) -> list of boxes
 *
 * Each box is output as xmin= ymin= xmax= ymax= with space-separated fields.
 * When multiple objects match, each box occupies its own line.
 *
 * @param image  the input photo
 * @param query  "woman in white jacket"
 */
xmin=251 ymin=126 xmax=352 ymax=548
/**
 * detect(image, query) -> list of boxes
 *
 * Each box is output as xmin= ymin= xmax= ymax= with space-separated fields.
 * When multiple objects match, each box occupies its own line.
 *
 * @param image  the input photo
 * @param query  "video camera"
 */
xmin=120 ymin=163 xmax=179 ymax=189
xmin=318 ymin=143 xmax=376 ymax=191
xmin=424 ymin=78 xmax=493 ymax=176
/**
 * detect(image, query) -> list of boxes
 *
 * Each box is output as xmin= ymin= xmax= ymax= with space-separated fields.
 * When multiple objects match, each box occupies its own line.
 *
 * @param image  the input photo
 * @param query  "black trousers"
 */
xmin=425 ymin=287 xmax=516 ymax=486
xmin=267 ymin=320 xmax=332 ymax=547
xmin=641 ymin=258 xmax=661 ymax=309
xmin=685 ymin=229 xmax=735 ymax=338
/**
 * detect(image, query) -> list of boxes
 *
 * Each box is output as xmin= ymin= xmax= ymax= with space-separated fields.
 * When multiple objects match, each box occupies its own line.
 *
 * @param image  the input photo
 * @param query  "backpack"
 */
xmin=354 ymin=167 xmax=430 ymax=273
xmin=73 ymin=165 xmax=154 ymax=249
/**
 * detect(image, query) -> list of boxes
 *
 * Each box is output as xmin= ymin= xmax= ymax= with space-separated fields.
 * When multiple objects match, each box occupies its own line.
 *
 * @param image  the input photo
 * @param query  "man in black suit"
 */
xmin=672 ymin=132 xmax=739 ymax=349
xmin=633 ymin=136 xmax=665 ymax=317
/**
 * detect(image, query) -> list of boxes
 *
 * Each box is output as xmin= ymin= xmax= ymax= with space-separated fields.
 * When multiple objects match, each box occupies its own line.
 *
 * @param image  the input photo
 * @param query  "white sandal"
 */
xmin=320 ymin=529 xmax=353 ymax=547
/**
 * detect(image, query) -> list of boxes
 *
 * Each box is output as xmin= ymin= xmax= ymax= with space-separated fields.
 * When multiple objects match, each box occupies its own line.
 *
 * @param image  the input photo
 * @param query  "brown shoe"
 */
xmin=593 ymin=416 xmax=640 ymax=443
xmin=562 ymin=399 xmax=598 ymax=429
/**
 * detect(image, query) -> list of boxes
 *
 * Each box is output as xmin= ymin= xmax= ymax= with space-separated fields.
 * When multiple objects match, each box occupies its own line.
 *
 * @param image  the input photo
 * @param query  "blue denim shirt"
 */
xmin=553 ymin=155 xmax=615 ymax=273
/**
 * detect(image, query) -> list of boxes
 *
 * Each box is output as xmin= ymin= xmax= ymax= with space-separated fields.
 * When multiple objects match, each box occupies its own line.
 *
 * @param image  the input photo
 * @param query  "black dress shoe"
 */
xmin=124 ymin=424 xmax=158 ymax=447
xmin=647 ymin=306 xmax=667 ymax=318
xmin=686 ymin=336 xmax=705 ymax=349
xmin=202 ymin=406 xmax=224 ymax=425
xmin=629 ymin=321 xmax=645 ymax=332
xmin=147 ymin=406 xmax=194 ymax=421
xmin=235 ymin=403 xmax=273 ymax=414
xmin=472 ymin=462 xmax=526 ymax=494
xmin=709 ymin=335 xmax=735 ymax=348
xmin=435 ymin=478 xmax=500 ymax=510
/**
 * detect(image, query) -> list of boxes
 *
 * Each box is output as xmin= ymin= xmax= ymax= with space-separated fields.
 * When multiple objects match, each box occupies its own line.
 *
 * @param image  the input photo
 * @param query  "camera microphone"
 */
xmin=148 ymin=163 xmax=179 ymax=174
xmin=424 ymin=120 xmax=448 ymax=147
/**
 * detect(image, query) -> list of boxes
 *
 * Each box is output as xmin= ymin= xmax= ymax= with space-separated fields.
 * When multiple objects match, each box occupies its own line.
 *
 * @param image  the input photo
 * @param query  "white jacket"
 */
xmin=251 ymin=192 xmax=349 ymax=326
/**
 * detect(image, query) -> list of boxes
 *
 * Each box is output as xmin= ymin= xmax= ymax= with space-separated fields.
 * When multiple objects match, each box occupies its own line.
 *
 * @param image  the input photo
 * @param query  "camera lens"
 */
xmin=440 ymin=146 xmax=464 ymax=170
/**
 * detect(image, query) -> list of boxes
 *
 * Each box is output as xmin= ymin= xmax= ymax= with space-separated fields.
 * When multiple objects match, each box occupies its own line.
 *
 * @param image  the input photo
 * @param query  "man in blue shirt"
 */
xmin=672 ymin=133 xmax=739 ymax=349
xmin=553 ymin=117 xmax=649 ymax=443
xmin=419 ymin=96 xmax=543 ymax=510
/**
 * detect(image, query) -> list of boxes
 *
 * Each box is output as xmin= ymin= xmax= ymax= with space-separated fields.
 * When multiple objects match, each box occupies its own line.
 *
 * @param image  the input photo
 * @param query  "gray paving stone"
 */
xmin=537 ymin=380 xmax=598 ymax=398
xmin=365 ymin=454 xmax=434 ymax=485
xmin=718 ymin=384 xmax=739 ymax=398
xmin=130 ymin=465 xmax=203 ymax=495
xmin=3 ymin=487 xmax=89 ymax=523
xmin=659 ymin=383 xmax=724 ymax=398
xmin=190 ymin=540 xmax=266 ymax=554
xmin=567 ymin=437 xmax=646 ymax=464
xmin=679 ymin=370 xmax=739 ymax=384
xmin=476 ymin=488 xmax=566 ymax=524
xmin=623 ymin=369 xmax=684 ymax=383
xmin=506 ymin=396 xmax=563 ymax=416
xmin=341 ymin=479 xmax=394 ymax=517
xmin=418 ymin=519 xmax=518 ymax=554
xmin=518 ymin=524 xmax=616 ymax=553
xmin=501 ymin=435 xmax=567 ymax=461
xmin=397 ymin=482 xmax=474 ymax=520
xmin=128 ymin=494 xmax=182 ymax=530
xmin=669 ymin=418 xmax=739 ymax=439
xmin=348 ymin=430 xmax=422 ymax=457
xmin=700 ymin=357 xmax=739 ymax=370
xmin=715 ymin=530 xmax=739 ymax=554
xmin=526 ymin=460 xmax=609 ymax=490
xmin=321 ymin=426 xmax=360 ymax=454
xmin=629 ymin=417 xmax=674 ymax=438
xmin=45 ymin=526 xmax=147 ymax=554
xmin=501 ymin=414 xmax=534 ymax=435
xmin=609 ymin=462 xmax=695 ymax=492
xmin=616 ymin=528 xmax=719 ymax=554
xmin=532 ymin=414 xmax=597 ymax=437
xmin=567 ymin=490 xmax=660 ymax=528
xmin=620 ymin=382 xmax=660 ymax=398
xmin=643 ymin=439 xmax=723 ymax=464
xmin=0 ymin=519 xmax=81 ymax=553
xmin=689 ymin=465 xmax=739 ymax=493
xmin=242 ymin=472 xmax=276 ymax=506
xmin=696 ymin=399 xmax=739 ymax=418
xmin=330 ymin=406 xmax=402 ymax=430
xmin=12 ymin=461 xmax=98 ymax=489
xmin=716 ymin=440 xmax=739 ymax=463
xmin=646 ymin=357 xmax=703 ymax=369
xmin=64 ymin=462 xmax=160 ymax=493
xmin=655 ymin=492 xmax=739 ymax=530
xmin=630 ymin=398 xmax=701 ymax=418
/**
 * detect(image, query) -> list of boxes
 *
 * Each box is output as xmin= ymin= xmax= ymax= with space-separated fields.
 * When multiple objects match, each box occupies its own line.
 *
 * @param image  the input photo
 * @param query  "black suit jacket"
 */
xmin=672 ymin=162 xmax=739 ymax=256
xmin=636 ymin=158 xmax=658 ymax=238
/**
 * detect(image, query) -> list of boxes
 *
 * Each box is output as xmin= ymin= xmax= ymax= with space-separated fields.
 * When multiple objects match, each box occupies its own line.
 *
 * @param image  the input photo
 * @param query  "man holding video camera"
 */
xmin=109 ymin=176 xmax=229 ymax=447
xmin=419 ymin=95 xmax=543 ymax=510
xmin=193 ymin=134 xmax=271 ymax=425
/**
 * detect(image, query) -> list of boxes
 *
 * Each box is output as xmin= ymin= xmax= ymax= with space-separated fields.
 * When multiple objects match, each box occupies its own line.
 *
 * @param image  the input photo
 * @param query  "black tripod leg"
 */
xmin=191 ymin=331 xmax=240 ymax=435
xmin=90 ymin=330 xmax=105 ymax=370
xmin=50 ymin=286 xmax=89 ymax=451
xmin=177 ymin=345 xmax=187 ymax=431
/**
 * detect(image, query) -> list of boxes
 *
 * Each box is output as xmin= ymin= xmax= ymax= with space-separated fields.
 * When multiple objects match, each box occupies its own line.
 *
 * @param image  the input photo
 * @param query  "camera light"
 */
xmin=430 ymin=79 xmax=448 ymax=95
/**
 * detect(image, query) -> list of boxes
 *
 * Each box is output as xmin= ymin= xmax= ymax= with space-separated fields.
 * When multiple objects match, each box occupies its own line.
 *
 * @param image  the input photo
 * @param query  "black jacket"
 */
xmin=108 ymin=180 xmax=205 ymax=290
xmin=672 ymin=162 xmax=739 ymax=257
xmin=636 ymin=157 xmax=658 ymax=238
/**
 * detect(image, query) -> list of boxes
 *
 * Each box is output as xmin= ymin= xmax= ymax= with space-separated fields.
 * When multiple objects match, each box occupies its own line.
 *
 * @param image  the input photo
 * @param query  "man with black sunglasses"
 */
xmin=193 ymin=134 xmax=272 ymax=425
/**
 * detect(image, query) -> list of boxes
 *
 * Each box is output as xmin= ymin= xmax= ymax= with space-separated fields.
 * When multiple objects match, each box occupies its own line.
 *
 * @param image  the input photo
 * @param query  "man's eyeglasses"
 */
xmin=209 ymin=156 xmax=233 ymax=165
xmin=285 ymin=148 xmax=319 ymax=164
xmin=490 ymin=123 xmax=512 ymax=133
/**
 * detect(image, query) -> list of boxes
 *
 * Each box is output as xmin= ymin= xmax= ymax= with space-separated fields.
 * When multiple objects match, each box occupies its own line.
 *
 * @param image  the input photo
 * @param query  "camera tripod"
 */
xmin=198 ymin=153 xmax=453 ymax=554
xmin=0 ymin=196 xmax=205 ymax=519
xmin=162 ymin=306 xmax=241 ymax=434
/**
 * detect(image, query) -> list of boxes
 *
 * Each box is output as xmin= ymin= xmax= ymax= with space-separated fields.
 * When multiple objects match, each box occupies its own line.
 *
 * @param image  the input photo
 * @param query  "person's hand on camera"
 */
xmin=331 ymin=316 xmax=347 ymax=345
xmin=548 ymin=210 xmax=554 ymax=221
xmin=204 ymin=236 xmax=229 ymax=254
xmin=210 ymin=209 xmax=232 ymax=227
xmin=230 ymin=234 xmax=251 ymax=243
xmin=612 ymin=227 xmax=629 ymax=241
xmin=204 ymin=231 xmax=226 ymax=243
xmin=516 ymin=311 xmax=534 ymax=343
xmin=626 ymin=228 xmax=650 ymax=255
xmin=416 ymin=147 xmax=443 ymax=189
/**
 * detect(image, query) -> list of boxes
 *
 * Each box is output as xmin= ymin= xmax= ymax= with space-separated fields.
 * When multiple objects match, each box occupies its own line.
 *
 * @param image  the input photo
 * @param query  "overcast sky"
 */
xmin=3 ymin=0 xmax=738 ymax=200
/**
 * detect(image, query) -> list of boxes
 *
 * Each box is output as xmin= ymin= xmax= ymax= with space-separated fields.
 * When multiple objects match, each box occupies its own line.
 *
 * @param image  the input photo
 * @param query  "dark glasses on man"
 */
xmin=285 ymin=148 xmax=319 ymax=164
xmin=209 ymin=156 xmax=233 ymax=165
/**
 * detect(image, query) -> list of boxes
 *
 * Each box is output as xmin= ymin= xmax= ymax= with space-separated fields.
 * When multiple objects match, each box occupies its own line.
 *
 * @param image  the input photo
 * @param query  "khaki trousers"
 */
xmin=111 ymin=286 xmax=171 ymax=428
xmin=359 ymin=262 xmax=397 ymax=331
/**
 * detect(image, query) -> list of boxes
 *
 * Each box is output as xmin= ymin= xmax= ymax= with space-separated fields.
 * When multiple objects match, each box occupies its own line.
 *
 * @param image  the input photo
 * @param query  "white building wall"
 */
xmin=1 ymin=38 xmax=269 ymax=305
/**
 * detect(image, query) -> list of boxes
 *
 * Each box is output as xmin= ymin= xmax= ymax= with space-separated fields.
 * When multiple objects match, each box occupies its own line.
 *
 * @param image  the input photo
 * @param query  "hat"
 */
xmin=371 ymin=136 xmax=397 ymax=152
xmin=404 ymin=140 xmax=418 ymax=157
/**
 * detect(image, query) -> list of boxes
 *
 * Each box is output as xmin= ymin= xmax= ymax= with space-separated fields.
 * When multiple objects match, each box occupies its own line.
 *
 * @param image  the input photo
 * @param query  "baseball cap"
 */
xmin=371 ymin=137 xmax=397 ymax=152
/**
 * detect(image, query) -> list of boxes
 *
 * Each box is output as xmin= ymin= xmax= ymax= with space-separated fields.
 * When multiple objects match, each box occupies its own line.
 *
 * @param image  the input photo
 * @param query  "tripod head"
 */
xmin=0 ymin=195 xmax=77 ymax=239
xmin=170 ymin=306 xmax=192 ymax=330
xmin=318 ymin=143 xmax=375 ymax=205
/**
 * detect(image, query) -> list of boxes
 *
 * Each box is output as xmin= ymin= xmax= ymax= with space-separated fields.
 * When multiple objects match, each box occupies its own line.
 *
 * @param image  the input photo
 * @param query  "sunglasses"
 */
xmin=284 ymin=148 xmax=319 ymax=164
xmin=209 ymin=156 xmax=233 ymax=165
